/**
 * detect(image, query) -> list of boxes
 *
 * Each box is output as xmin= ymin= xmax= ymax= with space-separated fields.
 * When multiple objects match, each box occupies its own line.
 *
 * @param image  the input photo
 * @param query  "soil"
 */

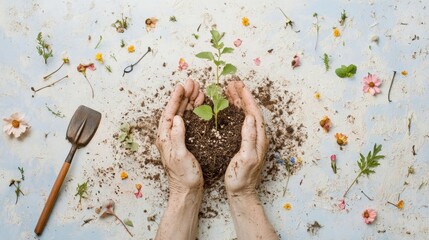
xmin=183 ymin=100 xmax=245 ymax=187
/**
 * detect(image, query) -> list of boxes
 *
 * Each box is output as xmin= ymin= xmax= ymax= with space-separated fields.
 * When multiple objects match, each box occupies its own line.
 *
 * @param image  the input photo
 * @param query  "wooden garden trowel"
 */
xmin=34 ymin=105 xmax=101 ymax=236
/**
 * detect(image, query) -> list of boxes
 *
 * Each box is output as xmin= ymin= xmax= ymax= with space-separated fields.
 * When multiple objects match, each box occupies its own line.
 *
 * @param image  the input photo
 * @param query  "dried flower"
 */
xmin=283 ymin=203 xmax=292 ymax=210
xmin=3 ymin=113 xmax=30 ymax=138
xmin=62 ymin=51 xmax=70 ymax=64
xmin=135 ymin=184 xmax=142 ymax=198
xmin=363 ymin=73 xmax=382 ymax=96
xmin=128 ymin=45 xmax=135 ymax=53
xmin=253 ymin=57 xmax=261 ymax=66
xmin=120 ymin=171 xmax=128 ymax=180
xmin=234 ymin=39 xmax=242 ymax=47
xmin=319 ymin=116 xmax=331 ymax=132
xmin=291 ymin=54 xmax=300 ymax=69
xmin=314 ymin=92 xmax=321 ymax=100
xmin=145 ymin=17 xmax=158 ymax=32
xmin=333 ymin=27 xmax=341 ymax=37
xmin=331 ymin=154 xmax=337 ymax=174
xmin=178 ymin=58 xmax=188 ymax=71
xmin=338 ymin=199 xmax=346 ymax=210
xmin=242 ymin=17 xmax=250 ymax=26
xmin=335 ymin=133 xmax=348 ymax=146
xmin=77 ymin=63 xmax=96 ymax=98
xmin=95 ymin=53 xmax=103 ymax=63
xmin=362 ymin=209 xmax=377 ymax=224
xmin=387 ymin=200 xmax=404 ymax=209
xmin=99 ymin=199 xmax=133 ymax=237
xmin=401 ymin=70 xmax=408 ymax=76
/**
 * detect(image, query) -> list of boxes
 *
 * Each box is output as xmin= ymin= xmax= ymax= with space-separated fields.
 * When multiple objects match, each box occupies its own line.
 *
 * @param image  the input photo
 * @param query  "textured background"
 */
xmin=0 ymin=0 xmax=428 ymax=239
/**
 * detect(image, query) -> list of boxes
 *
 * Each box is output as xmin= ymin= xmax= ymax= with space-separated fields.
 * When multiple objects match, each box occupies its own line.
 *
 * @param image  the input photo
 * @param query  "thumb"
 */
xmin=240 ymin=115 xmax=257 ymax=152
xmin=171 ymin=115 xmax=187 ymax=150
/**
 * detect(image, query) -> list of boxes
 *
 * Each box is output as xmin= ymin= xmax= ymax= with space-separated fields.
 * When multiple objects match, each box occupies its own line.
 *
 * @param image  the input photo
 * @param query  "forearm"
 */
xmin=155 ymin=189 xmax=203 ymax=240
xmin=228 ymin=192 xmax=278 ymax=240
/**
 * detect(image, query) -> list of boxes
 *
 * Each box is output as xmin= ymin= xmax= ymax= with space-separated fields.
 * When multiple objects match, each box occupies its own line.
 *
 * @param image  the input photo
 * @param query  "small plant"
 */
xmin=118 ymin=123 xmax=139 ymax=152
xmin=9 ymin=167 xmax=25 ymax=204
xmin=335 ymin=64 xmax=357 ymax=78
xmin=112 ymin=14 xmax=129 ymax=33
xmin=343 ymin=144 xmax=384 ymax=197
xmin=277 ymin=7 xmax=295 ymax=30
xmin=339 ymin=10 xmax=348 ymax=26
xmin=313 ymin=13 xmax=320 ymax=50
xmin=75 ymin=181 xmax=88 ymax=207
xmin=36 ymin=32 xmax=53 ymax=64
xmin=195 ymin=29 xmax=237 ymax=85
xmin=323 ymin=53 xmax=330 ymax=71
xmin=120 ymin=39 xmax=125 ymax=48
xmin=193 ymin=84 xmax=229 ymax=130
xmin=169 ymin=16 xmax=177 ymax=22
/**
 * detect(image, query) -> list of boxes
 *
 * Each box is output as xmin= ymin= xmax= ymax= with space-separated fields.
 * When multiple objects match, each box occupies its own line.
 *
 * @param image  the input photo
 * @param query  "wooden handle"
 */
xmin=34 ymin=162 xmax=71 ymax=236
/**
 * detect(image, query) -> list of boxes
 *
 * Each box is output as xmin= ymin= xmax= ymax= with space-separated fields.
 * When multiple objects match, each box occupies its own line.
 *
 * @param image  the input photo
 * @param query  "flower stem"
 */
xmin=113 ymin=214 xmax=133 ymax=237
xmin=31 ymin=75 xmax=69 ymax=97
xmin=282 ymin=174 xmax=291 ymax=197
xmin=387 ymin=71 xmax=397 ymax=103
xmin=43 ymin=62 xmax=65 ymax=80
xmin=83 ymin=74 xmax=95 ymax=99
xmin=343 ymin=172 xmax=362 ymax=198
xmin=214 ymin=112 xmax=218 ymax=130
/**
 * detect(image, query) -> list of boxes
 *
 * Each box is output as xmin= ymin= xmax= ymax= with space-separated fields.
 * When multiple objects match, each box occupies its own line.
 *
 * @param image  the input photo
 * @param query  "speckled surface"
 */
xmin=1 ymin=0 xmax=428 ymax=239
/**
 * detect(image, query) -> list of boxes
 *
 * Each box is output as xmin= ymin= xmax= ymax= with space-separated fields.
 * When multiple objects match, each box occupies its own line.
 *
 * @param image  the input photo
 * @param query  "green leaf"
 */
xmin=118 ymin=133 xmax=127 ymax=142
xmin=335 ymin=65 xmax=348 ymax=78
xmin=347 ymin=64 xmax=357 ymax=75
xmin=217 ymin=42 xmax=224 ymax=50
xmin=220 ymin=64 xmax=237 ymax=76
xmin=335 ymin=64 xmax=357 ymax=78
xmin=193 ymin=105 xmax=213 ymax=121
xmin=222 ymin=47 xmax=234 ymax=54
xmin=196 ymin=52 xmax=214 ymax=61
xmin=214 ymin=98 xmax=229 ymax=113
xmin=124 ymin=219 xmax=134 ymax=227
xmin=206 ymin=84 xmax=222 ymax=100
xmin=129 ymin=142 xmax=139 ymax=152
xmin=120 ymin=123 xmax=130 ymax=132
xmin=214 ymin=60 xmax=226 ymax=66
xmin=210 ymin=30 xmax=221 ymax=43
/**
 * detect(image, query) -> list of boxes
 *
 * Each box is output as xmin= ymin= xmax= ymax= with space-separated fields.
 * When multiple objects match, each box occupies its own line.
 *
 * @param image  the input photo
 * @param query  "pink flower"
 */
xmin=291 ymin=55 xmax=300 ymax=69
xmin=338 ymin=199 xmax=346 ymax=210
xmin=77 ymin=63 xmax=96 ymax=76
xmin=234 ymin=39 xmax=242 ymax=47
xmin=254 ymin=57 xmax=261 ymax=66
xmin=178 ymin=58 xmax=188 ymax=71
xmin=363 ymin=73 xmax=382 ymax=96
xmin=362 ymin=208 xmax=377 ymax=224
xmin=134 ymin=184 xmax=143 ymax=198
xmin=330 ymin=154 xmax=336 ymax=162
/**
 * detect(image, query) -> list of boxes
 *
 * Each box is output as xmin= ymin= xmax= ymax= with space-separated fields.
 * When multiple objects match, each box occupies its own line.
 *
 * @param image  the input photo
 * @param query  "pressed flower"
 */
xmin=99 ymin=199 xmax=133 ymax=237
xmin=319 ymin=116 xmax=331 ymax=132
xmin=297 ymin=157 xmax=302 ymax=164
xmin=145 ymin=17 xmax=158 ymax=32
xmin=363 ymin=73 xmax=382 ymax=96
xmin=314 ymin=92 xmax=321 ymax=100
xmin=283 ymin=203 xmax=292 ymax=210
xmin=338 ymin=199 xmax=346 ymax=210
xmin=234 ymin=39 xmax=242 ymax=47
xmin=128 ymin=45 xmax=135 ymax=53
xmin=331 ymin=154 xmax=337 ymax=174
xmin=291 ymin=54 xmax=300 ymax=69
xmin=77 ymin=63 xmax=96 ymax=98
xmin=120 ymin=171 xmax=128 ymax=180
xmin=95 ymin=53 xmax=103 ymax=63
xmin=3 ymin=113 xmax=30 ymax=138
xmin=135 ymin=184 xmax=142 ymax=198
xmin=333 ymin=27 xmax=341 ymax=37
xmin=401 ymin=70 xmax=408 ymax=76
xmin=290 ymin=157 xmax=296 ymax=164
xmin=178 ymin=58 xmax=188 ymax=71
xmin=253 ymin=57 xmax=261 ymax=66
xmin=335 ymin=133 xmax=348 ymax=146
xmin=62 ymin=51 xmax=70 ymax=64
xmin=43 ymin=52 xmax=70 ymax=80
xmin=362 ymin=208 xmax=377 ymax=224
xmin=387 ymin=200 xmax=404 ymax=209
xmin=242 ymin=17 xmax=250 ymax=27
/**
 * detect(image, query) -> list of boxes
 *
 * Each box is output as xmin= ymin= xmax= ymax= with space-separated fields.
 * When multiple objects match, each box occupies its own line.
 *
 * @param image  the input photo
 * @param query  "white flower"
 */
xmin=61 ymin=51 xmax=70 ymax=64
xmin=3 ymin=113 xmax=30 ymax=138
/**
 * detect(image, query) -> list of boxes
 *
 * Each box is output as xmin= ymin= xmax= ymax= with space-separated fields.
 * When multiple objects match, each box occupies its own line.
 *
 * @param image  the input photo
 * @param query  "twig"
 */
xmin=43 ymin=62 xmax=65 ymax=80
xmin=361 ymin=190 xmax=373 ymax=201
xmin=113 ymin=214 xmax=133 ymax=237
xmin=95 ymin=36 xmax=103 ymax=49
xmin=31 ymin=75 xmax=69 ymax=97
xmin=388 ymin=71 xmax=397 ymax=102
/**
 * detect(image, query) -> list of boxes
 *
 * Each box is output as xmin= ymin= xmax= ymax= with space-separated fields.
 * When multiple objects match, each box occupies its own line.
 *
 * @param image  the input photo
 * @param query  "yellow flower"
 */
xmin=120 ymin=171 xmax=128 ymax=180
xmin=333 ymin=27 xmax=341 ymax=37
xmin=335 ymin=133 xmax=348 ymax=146
xmin=396 ymin=200 xmax=404 ymax=209
xmin=297 ymin=157 xmax=302 ymax=164
xmin=128 ymin=45 xmax=135 ymax=53
xmin=242 ymin=17 xmax=250 ymax=27
xmin=95 ymin=53 xmax=103 ymax=63
xmin=314 ymin=92 xmax=321 ymax=100
xmin=135 ymin=183 xmax=142 ymax=191
xmin=320 ymin=116 xmax=332 ymax=132
xmin=401 ymin=70 xmax=408 ymax=76
xmin=283 ymin=203 xmax=292 ymax=210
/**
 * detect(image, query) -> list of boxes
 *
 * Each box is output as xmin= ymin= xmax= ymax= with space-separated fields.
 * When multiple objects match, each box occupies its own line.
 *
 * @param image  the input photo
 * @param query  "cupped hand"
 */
xmin=224 ymin=81 xmax=269 ymax=195
xmin=156 ymin=79 xmax=205 ymax=194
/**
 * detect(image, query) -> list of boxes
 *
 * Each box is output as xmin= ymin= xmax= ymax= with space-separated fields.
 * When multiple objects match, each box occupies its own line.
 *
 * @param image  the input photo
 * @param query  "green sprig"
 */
xmin=75 ymin=181 xmax=88 ymax=204
xmin=343 ymin=144 xmax=384 ymax=197
xmin=36 ymin=32 xmax=53 ymax=64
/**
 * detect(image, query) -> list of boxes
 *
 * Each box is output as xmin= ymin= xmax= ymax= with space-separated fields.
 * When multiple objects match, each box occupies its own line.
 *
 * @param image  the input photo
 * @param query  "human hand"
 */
xmin=224 ymin=81 xmax=269 ymax=195
xmin=156 ymin=79 xmax=205 ymax=194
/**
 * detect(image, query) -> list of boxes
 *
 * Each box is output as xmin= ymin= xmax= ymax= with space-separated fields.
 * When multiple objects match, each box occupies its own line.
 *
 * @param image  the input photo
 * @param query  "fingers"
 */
xmin=187 ymin=81 xmax=201 ymax=110
xmin=158 ymin=85 xmax=185 ymax=137
xmin=240 ymin=115 xmax=257 ymax=152
xmin=194 ymin=91 xmax=205 ymax=106
xmin=171 ymin=115 xmax=188 ymax=154
xmin=226 ymin=81 xmax=242 ymax=108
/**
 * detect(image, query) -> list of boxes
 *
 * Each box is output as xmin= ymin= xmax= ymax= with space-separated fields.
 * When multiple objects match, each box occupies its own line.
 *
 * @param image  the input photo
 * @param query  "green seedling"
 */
xmin=193 ymin=84 xmax=228 ymax=130
xmin=118 ymin=123 xmax=139 ymax=152
xmin=36 ymin=32 xmax=53 ymax=64
xmin=112 ymin=14 xmax=129 ymax=33
xmin=335 ymin=64 xmax=357 ymax=78
xmin=75 ymin=181 xmax=88 ymax=205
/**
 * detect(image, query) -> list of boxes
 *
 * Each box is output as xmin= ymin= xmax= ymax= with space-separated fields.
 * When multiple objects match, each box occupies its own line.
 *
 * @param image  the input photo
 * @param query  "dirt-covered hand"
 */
xmin=224 ymin=81 xmax=269 ymax=195
xmin=156 ymin=79 xmax=205 ymax=194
